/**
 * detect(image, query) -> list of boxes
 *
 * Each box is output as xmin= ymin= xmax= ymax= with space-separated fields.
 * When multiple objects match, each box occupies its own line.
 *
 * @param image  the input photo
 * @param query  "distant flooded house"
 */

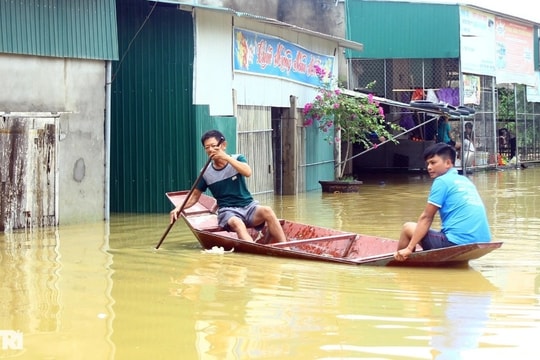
xmin=343 ymin=0 xmax=540 ymax=173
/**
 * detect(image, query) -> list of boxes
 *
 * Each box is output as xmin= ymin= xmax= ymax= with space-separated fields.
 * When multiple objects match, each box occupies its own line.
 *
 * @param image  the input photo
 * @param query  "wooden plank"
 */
xmin=271 ymin=233 xmax=357 ymax=247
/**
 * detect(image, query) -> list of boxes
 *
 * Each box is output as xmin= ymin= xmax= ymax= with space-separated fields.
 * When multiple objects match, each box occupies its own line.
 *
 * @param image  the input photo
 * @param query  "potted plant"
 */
xmin=303 ymin=65 xmax=400 ymax=192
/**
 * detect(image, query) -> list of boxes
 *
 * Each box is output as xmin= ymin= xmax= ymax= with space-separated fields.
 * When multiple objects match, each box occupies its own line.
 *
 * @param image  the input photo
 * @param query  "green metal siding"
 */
xmin=305 ymin=125 xmax=334 ymax=191
xmin=0 ymin=0 xmax=118 ymax=60
xmin=193 ymin=106 xmax=237 ymax=170
xmin=346 ymin=0 xmax=460 ymax=59
xmin=111 ymin=0 xmax=195 ymax=213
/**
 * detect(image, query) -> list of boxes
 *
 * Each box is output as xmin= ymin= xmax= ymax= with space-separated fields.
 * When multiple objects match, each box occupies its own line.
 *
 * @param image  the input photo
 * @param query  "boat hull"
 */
xmin=167 ymin=191 xmax=502 ymax=267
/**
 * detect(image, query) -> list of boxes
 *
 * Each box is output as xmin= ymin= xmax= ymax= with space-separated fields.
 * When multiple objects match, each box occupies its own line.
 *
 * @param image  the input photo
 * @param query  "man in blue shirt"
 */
xmin=394 ymin=142 xmax=491 ymax=261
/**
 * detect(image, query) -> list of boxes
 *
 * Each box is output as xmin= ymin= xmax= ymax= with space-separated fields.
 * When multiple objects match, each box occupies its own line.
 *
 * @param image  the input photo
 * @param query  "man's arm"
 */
xmin=226 ymin=155 xmax=252 ymax=177
xmin=395 ymin=203 xmax=438 ymax=260
xmin=408 ymin=203 xmax=438 ymax=250
xmin=212 ymin=149 xmax=252 ymax=177
xmin=170 ymin=189 xmax=203 ymax=223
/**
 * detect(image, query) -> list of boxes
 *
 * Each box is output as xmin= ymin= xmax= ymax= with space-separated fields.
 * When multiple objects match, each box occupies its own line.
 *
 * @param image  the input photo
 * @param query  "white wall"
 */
xmin=0 ymin=54 xmax=106 ymax=225
xmin=192 ymin=9 xmax=340 ymax=116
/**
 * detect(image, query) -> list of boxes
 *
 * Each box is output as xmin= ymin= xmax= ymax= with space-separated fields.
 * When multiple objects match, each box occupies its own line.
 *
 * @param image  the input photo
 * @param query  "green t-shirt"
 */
xmin=197 ymin=154 xmax=253 ymax=208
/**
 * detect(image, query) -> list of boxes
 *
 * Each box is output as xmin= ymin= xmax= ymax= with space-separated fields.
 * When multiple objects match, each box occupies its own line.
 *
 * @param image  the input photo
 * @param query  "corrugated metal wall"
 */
xmin=193 ymin=104 xmax=238 ymax=185
xmin=303 ymin=123 xmax=334 ymax=191
xmin=111 ymin=0 xmax=195 ymax=213
xmin=236 ymin=105 xmax=274 ymax=198
xmin=346 ymin=0 xmax=460 ymax=59
xmin=0 ymin=0 xmax=118 ymax=60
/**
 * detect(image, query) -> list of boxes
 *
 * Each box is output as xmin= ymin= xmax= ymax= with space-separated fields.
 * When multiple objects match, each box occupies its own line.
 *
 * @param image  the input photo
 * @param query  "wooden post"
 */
xmin=282 ymin=95 xmax=298 ymax=195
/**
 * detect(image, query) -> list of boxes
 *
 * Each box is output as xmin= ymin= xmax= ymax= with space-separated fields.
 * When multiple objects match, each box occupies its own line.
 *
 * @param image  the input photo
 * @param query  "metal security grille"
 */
xmin=348 ymin=58 xmax=540 ymax=167
xmin=237 ymin=105 xmax=274 ymax=202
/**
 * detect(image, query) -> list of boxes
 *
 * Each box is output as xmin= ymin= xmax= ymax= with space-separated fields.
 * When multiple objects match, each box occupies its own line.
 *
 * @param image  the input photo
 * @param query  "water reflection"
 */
xmin=316 ymin=267 xmax=496 ymax=359
xmin=0 ymin=228 xmax=60 ymax=358
xmin=0 ymin=223 xmax=114 ymax=359
xmin=1 ymin=167 xmax=540 ymax=359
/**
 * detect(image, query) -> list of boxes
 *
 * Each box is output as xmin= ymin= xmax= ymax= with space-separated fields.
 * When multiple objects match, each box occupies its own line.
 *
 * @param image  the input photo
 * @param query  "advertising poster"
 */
xmin=459 ymin=7 xmax=496 ymax=76
xmin=494 ymin=18 xmax=535 ymax=85
xmin=463 ymin=74 xmax=481 ymax=105
xmin=526 ymin=72 xmax=540 ymax=103
xmin=233 ymin=28 xmax=334 ymax=87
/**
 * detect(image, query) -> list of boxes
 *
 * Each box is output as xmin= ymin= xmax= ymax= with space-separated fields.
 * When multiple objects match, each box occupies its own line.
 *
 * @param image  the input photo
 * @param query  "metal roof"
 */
xmin=0 ymin=0 xmax=118 ymax=60
xmin=149 ymin=1 xmax=364 ymax=51
xmin=361 ymin=1 xmax=539 ymax=25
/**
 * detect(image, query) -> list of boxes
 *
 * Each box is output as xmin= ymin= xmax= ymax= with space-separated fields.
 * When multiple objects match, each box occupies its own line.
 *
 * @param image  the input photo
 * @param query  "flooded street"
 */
xmin=1 ymin=167 xmax=539 ymax=359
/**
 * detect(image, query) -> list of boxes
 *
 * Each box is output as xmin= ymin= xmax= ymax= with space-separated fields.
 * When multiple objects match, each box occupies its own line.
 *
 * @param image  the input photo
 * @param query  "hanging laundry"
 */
xmin=436 ymin=88 xmax=460 ymax=106
xmin=399 ymin=91 xmax=415 ymax=130
xmin=411 ymin=88 xmax=425 ymax=101
xmin=426 ymin=89 xmax=439 ymax=103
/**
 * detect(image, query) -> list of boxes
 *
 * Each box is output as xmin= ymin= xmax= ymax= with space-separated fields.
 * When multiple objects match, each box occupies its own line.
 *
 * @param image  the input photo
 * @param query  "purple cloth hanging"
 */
xmin=400 ymin=91 xmax=415 ymax=129
xmin=437 ymin=88 xmax=460 ymax=106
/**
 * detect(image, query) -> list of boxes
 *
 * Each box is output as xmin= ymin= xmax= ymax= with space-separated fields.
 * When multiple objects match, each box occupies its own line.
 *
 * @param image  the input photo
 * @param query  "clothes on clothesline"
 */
xmin=398 ymin=87 xmax=460 ymax=132
xmin=436 ymin=88 xmax=460 ymax=106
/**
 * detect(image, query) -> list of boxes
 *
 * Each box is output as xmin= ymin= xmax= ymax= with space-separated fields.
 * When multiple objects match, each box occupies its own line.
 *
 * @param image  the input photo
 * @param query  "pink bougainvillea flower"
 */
xmin=301 ymin=70 xmax=401 ymax=174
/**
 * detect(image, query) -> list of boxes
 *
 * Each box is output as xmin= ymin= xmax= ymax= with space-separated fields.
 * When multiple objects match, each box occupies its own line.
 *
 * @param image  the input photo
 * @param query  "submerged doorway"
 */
xmin=0 ymin=114 xmax=57 ymax=231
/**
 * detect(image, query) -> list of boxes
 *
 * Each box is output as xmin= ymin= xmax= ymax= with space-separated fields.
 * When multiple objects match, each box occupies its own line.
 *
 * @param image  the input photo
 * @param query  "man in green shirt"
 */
xmin=170 ymin=130 xmax=287 ymax=243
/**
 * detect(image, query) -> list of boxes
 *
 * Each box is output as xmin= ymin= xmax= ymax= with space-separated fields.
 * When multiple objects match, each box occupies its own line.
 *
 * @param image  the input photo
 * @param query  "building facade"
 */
xmin=0 ymin=0 xmax=118 ymax=230
xmin=345 ymin=0 xmax=540 ymax=172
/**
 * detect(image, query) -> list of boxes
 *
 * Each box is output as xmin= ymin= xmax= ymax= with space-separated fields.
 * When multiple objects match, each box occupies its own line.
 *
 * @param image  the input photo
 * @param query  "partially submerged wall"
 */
xmin=0 ymin=54 xmax=106 ymax=228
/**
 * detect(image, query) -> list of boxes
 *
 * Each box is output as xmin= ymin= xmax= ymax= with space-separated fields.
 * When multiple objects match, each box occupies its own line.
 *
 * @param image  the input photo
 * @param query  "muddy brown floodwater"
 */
xmin=1 ymin=166 xmax=539 ymax=359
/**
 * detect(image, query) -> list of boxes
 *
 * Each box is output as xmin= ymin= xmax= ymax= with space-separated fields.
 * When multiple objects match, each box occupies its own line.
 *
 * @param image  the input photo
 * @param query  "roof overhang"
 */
xmin=462 ymin=4 xmax=538 ymax=25
xmin=148 ymin=1 xmax=364 ymax=51
xmin=391 ymin=1 xmax=539 ymax=25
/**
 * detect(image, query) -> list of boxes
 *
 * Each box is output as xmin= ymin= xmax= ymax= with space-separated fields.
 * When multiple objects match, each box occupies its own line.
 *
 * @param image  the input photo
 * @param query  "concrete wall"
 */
xmin=0 ymin=54 xmax=106 ymax=225
xmin=197 ymin=0 xmax=345 ymax=37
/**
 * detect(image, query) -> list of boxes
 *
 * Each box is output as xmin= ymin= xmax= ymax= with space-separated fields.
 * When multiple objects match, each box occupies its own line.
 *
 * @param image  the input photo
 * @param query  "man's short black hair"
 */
xmin=423 ymin=142 xmax=456 ymax=164
xmin=201 ymin=130 xmax=225 ymax=146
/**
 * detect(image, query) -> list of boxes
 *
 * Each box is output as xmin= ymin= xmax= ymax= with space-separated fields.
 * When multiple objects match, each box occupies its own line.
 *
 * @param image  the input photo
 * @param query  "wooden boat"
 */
xmin=167 ymin=191 xmax=502 ymax=267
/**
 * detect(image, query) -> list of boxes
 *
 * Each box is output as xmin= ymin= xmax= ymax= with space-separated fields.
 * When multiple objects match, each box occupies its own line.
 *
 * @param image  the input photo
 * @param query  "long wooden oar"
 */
xmin=155 ymin=137 xmax=224 ymax=249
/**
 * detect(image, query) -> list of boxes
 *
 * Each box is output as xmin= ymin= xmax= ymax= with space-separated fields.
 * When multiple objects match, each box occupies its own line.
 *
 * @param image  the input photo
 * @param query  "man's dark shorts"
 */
xmin=421 ymin=230 xmax=457 ymax=250
xmin=217 ymin=201 xmax=263 ymax=231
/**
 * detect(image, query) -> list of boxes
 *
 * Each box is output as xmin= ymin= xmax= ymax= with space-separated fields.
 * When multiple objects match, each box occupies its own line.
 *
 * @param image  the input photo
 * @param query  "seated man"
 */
xmin=170 ymin=129 xmax=287 ymax=243
xmin=394 ymin=142 xmax=491 ymax=261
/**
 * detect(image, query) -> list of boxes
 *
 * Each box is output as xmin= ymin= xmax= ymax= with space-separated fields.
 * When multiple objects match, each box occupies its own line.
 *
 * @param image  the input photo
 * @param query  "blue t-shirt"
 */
xmin=428 ymin=168 xmax=491 ymax=245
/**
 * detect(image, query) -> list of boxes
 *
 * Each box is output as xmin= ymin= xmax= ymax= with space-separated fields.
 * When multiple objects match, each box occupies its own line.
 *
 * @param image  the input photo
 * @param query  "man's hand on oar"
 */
xmin=170 ymin=208 xmax=179 ymax=224
xmin=155 ymin=137 xmax=224 ymax=249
